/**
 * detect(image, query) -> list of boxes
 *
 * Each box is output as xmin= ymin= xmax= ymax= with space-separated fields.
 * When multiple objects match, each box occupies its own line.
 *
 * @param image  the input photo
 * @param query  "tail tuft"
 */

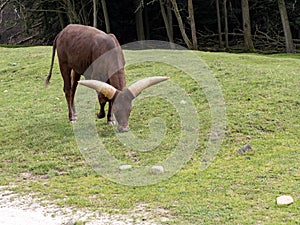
xmin=45 ymin=75 xmax=51 ymax=88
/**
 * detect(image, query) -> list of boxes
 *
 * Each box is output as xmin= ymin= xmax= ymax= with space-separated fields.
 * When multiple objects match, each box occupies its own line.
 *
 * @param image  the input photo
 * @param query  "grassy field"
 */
xmin=0 ymin=46 xmax=299 ymax=224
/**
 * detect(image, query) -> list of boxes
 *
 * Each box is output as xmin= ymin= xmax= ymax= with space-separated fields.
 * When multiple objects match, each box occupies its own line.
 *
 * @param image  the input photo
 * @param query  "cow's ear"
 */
xmin=78 ymin=80 xmax=117 ymax=100
xmin=127 ymin=76 xmax=169 ymax=98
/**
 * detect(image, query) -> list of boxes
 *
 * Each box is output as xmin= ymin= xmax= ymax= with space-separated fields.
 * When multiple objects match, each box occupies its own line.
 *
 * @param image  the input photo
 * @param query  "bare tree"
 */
xmin=166 ymin=0 xmax=173 ymax=39
xmin=241 ymin=0 xmax=254 ymax=51
xmin=278 ymin=0 xmax=295 ymax=53
xmin=92 ymin=0 xmax=97 ymax=27
xmin=170 ymin=0 xmax=192 ymax=49
xmin=159 ymin=0 xmax=174 ymax=43
xmin=101 ymin=0 xmax=110 ymax=33
xmin=135 ymin=0 xmax=145 ymax=40
xmin=215 ymin=0 xmax=223 ymax=48
xmin=223 ymin=0 xmax=229 ymax=49
xmin=188 ymin=0 xmax=197 ymax=49
xmin=59 ymin=0 xmax=80 ymax=24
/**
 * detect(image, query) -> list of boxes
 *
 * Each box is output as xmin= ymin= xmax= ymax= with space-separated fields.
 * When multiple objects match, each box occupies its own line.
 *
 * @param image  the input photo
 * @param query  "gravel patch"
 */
xmin=0 ymin=186 xmax=170 ymax=225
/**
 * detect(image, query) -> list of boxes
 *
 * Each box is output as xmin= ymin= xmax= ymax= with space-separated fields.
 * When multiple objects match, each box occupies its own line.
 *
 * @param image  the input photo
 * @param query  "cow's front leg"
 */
xmin=107 ymin=101 xmax=115 ymax=125
xmin=97 ymin=93 xmax=106 ymax=119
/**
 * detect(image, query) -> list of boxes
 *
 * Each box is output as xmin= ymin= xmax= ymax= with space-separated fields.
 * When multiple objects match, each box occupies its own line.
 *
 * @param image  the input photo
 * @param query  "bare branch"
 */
xmin=26 ymin=9 xmax=66 ymax=14
xmin=0 ymin=0 xmax=10 ymax=12
xmin=134 ymin=0 xmax=144 ymax=14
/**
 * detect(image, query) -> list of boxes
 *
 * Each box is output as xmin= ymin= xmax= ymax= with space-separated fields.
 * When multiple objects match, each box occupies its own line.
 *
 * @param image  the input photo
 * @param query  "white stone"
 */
xmin=150 ymin=165 xmax=164 ymax=174
xmin=276 ymin=195 xmax=294 ymax=205
xmin=119 ymin=164 xmax=132 ymax=170
xmin=180 ymin=100 xmax=187 ymax=105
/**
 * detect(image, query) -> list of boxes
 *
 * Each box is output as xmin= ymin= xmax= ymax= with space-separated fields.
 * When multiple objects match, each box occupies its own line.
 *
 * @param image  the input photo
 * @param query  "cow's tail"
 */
xmin=45 ymin=34 xmax=59 ymax=87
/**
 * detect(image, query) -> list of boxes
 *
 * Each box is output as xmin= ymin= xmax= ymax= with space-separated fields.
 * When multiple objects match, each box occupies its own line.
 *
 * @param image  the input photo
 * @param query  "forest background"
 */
xmin=0 ymin=0 xmax=299 ymax=53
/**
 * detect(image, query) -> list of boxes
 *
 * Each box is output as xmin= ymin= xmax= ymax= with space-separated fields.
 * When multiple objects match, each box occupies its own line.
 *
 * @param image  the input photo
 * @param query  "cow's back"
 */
xmin=56 ymin=24 xmax=126 ymax=90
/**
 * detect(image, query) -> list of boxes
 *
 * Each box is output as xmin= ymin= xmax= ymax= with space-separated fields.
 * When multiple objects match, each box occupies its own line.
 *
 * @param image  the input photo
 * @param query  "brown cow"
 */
xmin=45 ymin=24 xmax=168 ymax=132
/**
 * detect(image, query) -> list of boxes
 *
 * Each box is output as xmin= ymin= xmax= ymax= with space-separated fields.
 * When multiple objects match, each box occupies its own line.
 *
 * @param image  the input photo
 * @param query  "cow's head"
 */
xmin=78 ymin=76 xmax=169 ymax=132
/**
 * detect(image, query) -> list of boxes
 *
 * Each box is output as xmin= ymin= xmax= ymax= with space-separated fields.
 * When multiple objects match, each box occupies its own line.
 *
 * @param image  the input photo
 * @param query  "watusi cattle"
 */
xmin=45 ymin=24 xmax=168 ymax=132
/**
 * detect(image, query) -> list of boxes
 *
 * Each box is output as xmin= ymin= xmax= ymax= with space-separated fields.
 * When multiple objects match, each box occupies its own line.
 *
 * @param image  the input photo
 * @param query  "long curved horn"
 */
xmin=78 ymin=80 xmax=117 ymax=99
xmin=127 ymin=76 xmax=169 ymax=98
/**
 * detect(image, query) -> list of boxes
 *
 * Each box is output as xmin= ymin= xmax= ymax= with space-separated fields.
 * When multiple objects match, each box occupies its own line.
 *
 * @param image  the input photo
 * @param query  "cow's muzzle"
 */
xmin=117 ymin=125 xmax=129 ymax=132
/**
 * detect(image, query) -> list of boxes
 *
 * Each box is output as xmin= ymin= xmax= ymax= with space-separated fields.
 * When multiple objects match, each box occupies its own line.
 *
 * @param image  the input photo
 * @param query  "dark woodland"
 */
xmin=1 ymin=0 xmax=300 ymax=53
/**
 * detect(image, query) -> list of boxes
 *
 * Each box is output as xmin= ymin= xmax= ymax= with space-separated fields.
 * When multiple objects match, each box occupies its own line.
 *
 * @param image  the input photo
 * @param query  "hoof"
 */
xmin=108 ymin=120 xmax=116 ymax=125
xmin=69 ymin=114 xmax=77 ymax=123
xmin=97 ymin=112 xmax=106 ymax=119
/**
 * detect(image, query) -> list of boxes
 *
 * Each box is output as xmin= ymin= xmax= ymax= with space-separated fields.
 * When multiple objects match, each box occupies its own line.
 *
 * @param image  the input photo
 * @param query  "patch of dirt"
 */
xmin=0 ymin=186 xmax=171 ymax=225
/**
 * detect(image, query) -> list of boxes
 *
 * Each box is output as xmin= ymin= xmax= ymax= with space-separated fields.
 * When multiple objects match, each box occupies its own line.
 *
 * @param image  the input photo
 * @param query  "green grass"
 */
xmin=0 ymin=46 xmax=300 ymax=224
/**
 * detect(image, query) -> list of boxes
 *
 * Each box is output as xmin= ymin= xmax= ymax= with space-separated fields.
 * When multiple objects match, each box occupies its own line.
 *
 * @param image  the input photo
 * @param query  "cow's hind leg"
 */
xmin=60 ymin=65 xmax=76 ymax=122
xmin=70 ymin=70 xmax=81 ymax=121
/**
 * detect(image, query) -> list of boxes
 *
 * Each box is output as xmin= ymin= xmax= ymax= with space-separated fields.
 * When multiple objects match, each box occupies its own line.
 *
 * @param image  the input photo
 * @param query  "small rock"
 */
xmin=276 ymin=195 xmax=294 ymax=205
xmin=150 ymin=165 xmax=164 ymax=174
xmin=119 ymin=164 xmax=132 ymax=170
xmin=161 ymin=217 xmax=170 ymax=222
xmin=180 ymin=100 xmax=186 ymax=105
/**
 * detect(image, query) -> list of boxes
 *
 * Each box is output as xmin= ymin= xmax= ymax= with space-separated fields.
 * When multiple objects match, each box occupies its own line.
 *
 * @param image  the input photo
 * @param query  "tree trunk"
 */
xmin=216 ymin=0 xmax=223 ymax=48
xmin=159 ymin=0 xmax=174 ymax=43
xmin=188 ymin=0 xmax=197 ymax=49
xmin=166 ymin=0 xmax=173 ymax=39
xmin=241 ymin=0 xmax=254 ymax=51
xmin=278 ymin=0 xmax=295 ymax=53
xmin=223 ymin=0 xmax=229 ymax=49
xmin=170 ymin=0 xmax=192 ymax=49
xmin=101 ymin=0 xmax=110 ymax=33
xmin=144 ymin=4 xmax=150 ymax=39
xmin=92 ymin=0 xmax=97 ymax=27
xmin=135 ymin=0 xmax=145 ymax=40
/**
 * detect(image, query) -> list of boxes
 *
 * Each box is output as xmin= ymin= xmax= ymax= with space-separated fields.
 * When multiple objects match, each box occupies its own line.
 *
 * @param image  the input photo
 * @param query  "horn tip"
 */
xmin=77 ymin=80 xmax=90 ymax=86
xmin=158 ymin=76 xmax=169 ymax=81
